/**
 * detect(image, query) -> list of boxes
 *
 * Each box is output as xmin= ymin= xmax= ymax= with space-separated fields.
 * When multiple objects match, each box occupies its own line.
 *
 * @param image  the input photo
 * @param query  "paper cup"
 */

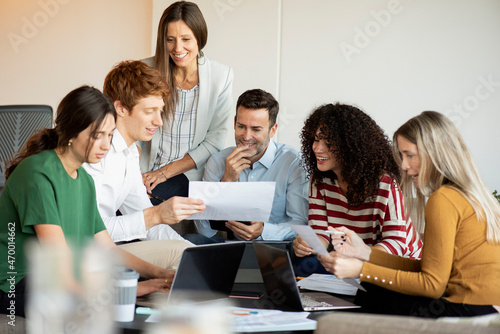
xmin=113 ymin=266 xmax=139 ymax=322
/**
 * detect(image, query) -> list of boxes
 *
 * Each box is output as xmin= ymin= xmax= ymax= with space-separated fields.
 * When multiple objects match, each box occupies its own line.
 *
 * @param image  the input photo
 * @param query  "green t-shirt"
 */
xmin=0 ymin=150 xmax=106 ymax=293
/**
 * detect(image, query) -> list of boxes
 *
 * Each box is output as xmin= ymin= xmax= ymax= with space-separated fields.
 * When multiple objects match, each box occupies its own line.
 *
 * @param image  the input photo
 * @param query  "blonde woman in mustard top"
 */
xmin=319 ymin=111 xmax=500 ymax=318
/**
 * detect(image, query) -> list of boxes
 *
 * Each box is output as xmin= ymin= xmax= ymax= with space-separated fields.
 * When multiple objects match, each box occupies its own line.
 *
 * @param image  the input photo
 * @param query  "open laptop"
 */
xmin=232 ymin=240 xmax=292 ymax=284
xmin=168 ymin=242 xmax=246 ymax=302
xmin=252 ymin=241 xmax=360 ymax=311
xmin=136 ymin=242 xmax=246 ymax=307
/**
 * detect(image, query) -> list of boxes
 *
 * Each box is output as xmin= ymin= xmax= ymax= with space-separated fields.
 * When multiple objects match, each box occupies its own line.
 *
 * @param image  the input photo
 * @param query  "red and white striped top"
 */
xmin=309 ymin=174 xmax=422 ymax=259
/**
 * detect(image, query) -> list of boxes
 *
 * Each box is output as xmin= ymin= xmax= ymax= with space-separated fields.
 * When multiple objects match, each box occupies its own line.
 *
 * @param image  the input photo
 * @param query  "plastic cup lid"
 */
xmin=113 ymin=266 xmax=139 ymax=280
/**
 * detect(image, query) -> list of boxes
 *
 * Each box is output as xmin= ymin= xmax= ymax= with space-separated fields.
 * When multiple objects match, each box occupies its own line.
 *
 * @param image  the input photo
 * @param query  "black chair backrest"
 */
xmin=0 ymin=105 xmax=53 ymax=187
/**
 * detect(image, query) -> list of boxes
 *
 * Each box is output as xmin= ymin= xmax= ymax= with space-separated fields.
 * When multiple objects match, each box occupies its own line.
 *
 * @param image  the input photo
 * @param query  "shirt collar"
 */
xmin=255 ymin=140 xmax=277 ymax=169
xmin=112 ymin=129 xmax=139 ymax=158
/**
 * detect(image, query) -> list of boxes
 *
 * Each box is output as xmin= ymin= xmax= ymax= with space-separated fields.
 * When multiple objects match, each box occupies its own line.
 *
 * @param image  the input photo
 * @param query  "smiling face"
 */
xmin=115 ymin=95 xmax=164 ymax=147
xmin=70 ymin=113 xmax=115 ymax=165
xmin=312 ymin=129 xmax=339 ymax=174
xmin=166 ymin=20 xmax=199 ymax=71
xmin=234 ymin=106 xmax=277 ymax=164
xmin=397 ymin=135 xmax=422 ymax=188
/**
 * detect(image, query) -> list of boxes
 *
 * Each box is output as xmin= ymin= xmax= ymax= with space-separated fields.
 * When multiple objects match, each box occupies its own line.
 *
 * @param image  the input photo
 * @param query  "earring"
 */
xmin=68 ymin=141 xmax=72 ymax=146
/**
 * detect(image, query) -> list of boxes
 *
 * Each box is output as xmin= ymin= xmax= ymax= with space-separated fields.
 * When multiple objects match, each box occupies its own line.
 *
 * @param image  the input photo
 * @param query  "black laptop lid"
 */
xmin=238 ymin=240 xmax=292 ymax=269
xmin=252 ymin=241 xmax=303 ymax=310
xmin=169 ymin=242 xmax=246 ymax=301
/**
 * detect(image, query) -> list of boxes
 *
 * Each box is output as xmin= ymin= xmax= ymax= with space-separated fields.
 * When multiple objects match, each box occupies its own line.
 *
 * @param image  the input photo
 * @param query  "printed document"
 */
xmin=188 ymin=181 xmax=275 ymax=222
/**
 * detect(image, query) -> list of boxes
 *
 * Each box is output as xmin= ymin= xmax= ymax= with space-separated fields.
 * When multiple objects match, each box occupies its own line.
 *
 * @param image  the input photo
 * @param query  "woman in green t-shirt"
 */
xmin=0 ymin=86 xmax=174 ymax=317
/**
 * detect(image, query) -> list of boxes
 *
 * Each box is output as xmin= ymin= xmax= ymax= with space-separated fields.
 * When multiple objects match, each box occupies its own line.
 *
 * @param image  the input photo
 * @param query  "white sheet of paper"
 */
xmin=291 ymin=225 xmax=329 ymax=255
xmin=292 ymin=225 xmax=367 ymax=292
xmin=188 ymin=181 xmax=275 ymax=221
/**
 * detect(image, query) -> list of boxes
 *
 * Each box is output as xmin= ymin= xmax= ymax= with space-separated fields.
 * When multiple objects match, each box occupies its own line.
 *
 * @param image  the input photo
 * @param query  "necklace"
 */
xmin=175 ymin=68 xmax=199 ymax=90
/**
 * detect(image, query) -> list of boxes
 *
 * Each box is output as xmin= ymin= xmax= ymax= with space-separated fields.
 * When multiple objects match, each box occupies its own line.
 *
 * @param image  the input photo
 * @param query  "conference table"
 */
xmin=117 ymin=282 xmax=360 ymax=334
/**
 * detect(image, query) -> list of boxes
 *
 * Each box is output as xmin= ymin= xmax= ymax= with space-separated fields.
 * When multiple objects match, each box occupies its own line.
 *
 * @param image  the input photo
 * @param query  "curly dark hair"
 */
xmin=301 ymin=103 xmax=400 ymax=207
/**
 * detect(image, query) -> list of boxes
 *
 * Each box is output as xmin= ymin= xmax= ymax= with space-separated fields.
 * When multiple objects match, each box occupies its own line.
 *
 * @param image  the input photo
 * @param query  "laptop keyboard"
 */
xmin=300 ymin=293 xmax=334 ymax=308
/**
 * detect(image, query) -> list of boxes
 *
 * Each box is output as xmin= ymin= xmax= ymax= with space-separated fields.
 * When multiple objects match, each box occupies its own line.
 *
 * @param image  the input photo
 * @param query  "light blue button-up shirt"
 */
xmin=194 ymin=141 xmax=308 ymax=240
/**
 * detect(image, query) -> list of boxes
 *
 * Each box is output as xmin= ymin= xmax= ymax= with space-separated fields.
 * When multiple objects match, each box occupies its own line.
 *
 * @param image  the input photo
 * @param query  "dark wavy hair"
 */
xmin=301 ymin=103 xmax=400 ymax=207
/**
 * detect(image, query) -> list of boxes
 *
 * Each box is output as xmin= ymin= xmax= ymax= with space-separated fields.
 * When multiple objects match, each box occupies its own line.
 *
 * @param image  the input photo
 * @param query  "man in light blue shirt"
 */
xmin=184 ymin=89 xmax=308 ymax=244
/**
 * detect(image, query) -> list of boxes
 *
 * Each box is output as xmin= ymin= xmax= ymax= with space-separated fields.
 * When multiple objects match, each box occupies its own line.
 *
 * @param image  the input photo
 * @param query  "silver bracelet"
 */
xmin=159 ymin=169 xmax=167 ymax=181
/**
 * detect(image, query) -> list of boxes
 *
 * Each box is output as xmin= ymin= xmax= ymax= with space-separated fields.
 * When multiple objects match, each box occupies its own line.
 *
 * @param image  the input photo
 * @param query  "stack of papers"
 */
xmin=297 ymin=274 xmax=363 ymax=296
xmin=145 ymin=306 xmax=317 ymax=332
xmin=229 ymin=307 xmax=316 ymax=332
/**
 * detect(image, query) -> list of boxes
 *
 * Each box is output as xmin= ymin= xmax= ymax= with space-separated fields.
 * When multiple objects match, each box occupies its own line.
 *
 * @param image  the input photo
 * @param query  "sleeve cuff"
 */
xmin=103 ymin=210 xmax=147 ymax=242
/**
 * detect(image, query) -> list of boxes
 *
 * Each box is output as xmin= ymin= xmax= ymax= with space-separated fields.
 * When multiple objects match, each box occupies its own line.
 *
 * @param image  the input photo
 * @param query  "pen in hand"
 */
xmin=325 ymin=230 xmax=345 ymax=236
xmin=147 ymin=192 xmax=166 ymax=203
xmin=326 ymin=230 xmax=345 ymax=252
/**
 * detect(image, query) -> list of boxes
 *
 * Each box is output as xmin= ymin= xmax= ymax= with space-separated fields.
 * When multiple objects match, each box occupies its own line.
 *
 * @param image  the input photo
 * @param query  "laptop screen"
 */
xmin=252 ymin=241 xmax=303 ymax=310
xmin=169 ymin=242 xmax=246 ymax=302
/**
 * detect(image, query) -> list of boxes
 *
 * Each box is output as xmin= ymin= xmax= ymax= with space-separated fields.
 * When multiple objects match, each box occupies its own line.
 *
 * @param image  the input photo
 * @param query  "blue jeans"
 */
xmin=291 ymin=254 xmax=330 ymax=277
xmin=183 ymin=233 xmax=226 ymax=245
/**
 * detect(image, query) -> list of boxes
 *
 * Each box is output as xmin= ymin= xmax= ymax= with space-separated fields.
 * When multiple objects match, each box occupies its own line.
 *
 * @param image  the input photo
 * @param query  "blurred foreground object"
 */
xmin=27 ymin=242 xmax=117 ymax=334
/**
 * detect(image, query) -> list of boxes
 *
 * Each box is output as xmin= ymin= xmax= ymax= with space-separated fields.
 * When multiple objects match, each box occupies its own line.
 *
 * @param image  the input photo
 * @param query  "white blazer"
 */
xmin=139 ymin=56 xmax=234 ymax=181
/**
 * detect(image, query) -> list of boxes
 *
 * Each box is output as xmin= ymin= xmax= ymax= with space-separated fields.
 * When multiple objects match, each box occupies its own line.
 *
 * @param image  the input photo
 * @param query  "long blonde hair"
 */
xmin=393 ymin=111 xmax=500 ymax=243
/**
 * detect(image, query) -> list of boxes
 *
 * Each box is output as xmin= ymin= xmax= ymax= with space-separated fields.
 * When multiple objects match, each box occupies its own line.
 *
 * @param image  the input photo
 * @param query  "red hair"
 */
xmin=103 ymin=60 xmax=169 ymax=111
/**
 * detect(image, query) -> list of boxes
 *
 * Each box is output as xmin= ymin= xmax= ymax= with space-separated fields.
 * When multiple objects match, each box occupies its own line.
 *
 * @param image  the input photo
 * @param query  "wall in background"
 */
xmin=152 ymin=0 xmax=281 ymax=99
xmin=0 ymin=0 xmax=153 ymax=111
xmin=1 ymin=0 xmax=498 ymax=191
xmin=153 ymin=0 xmax=500 ymax=191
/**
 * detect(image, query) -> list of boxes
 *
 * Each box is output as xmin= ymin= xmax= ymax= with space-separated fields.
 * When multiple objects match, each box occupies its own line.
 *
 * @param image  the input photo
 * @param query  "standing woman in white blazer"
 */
xmin=141 ymin=1 xmax=234 ymax=204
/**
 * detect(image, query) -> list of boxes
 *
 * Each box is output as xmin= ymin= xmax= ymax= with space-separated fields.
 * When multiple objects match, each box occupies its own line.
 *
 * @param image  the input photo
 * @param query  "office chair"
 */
xmin=0 ymin=105 xmax=53 ymax=188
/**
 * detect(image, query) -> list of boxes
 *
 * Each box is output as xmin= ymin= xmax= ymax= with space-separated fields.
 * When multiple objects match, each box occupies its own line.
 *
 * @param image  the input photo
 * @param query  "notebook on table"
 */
xmin=252 ymin=241 xmax=360 ymax=311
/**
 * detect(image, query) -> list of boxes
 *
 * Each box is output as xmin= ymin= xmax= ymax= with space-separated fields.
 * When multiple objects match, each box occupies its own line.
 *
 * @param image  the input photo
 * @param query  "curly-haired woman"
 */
xmin=293 ymin=103 xmax=422 ymax=276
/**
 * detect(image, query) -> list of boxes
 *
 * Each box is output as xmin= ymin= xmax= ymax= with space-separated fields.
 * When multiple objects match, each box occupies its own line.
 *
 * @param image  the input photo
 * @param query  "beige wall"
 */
xmin=0 ymin=0 xmax=153 ymax=112
xmin=152 ymin=0 xmax=500 ymax=191
xmin=1 ymin=0 xmax=499 ymax=191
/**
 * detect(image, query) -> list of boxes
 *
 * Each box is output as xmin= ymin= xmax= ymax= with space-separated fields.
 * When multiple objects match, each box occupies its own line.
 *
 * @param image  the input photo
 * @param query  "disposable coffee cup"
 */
xmin=113 ymin=266 xmax=139 ymax=322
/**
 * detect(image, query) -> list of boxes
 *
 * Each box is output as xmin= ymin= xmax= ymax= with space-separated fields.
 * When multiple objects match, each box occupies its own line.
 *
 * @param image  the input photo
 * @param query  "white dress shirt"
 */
xmin=84 ymin=129 xmax=188 ymax=243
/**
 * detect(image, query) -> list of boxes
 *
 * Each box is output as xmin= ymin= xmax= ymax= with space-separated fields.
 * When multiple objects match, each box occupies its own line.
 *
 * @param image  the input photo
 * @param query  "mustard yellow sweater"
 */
xmin=361 ymin=186 xmax=500 ymax=305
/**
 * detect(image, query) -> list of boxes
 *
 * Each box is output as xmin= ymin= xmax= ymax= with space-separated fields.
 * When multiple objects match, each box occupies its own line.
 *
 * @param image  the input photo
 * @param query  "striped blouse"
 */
xmin=153 ymin=85 xmax=199 ymax=169
xmin=309 ymin=174 xmax=422 ymax=259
